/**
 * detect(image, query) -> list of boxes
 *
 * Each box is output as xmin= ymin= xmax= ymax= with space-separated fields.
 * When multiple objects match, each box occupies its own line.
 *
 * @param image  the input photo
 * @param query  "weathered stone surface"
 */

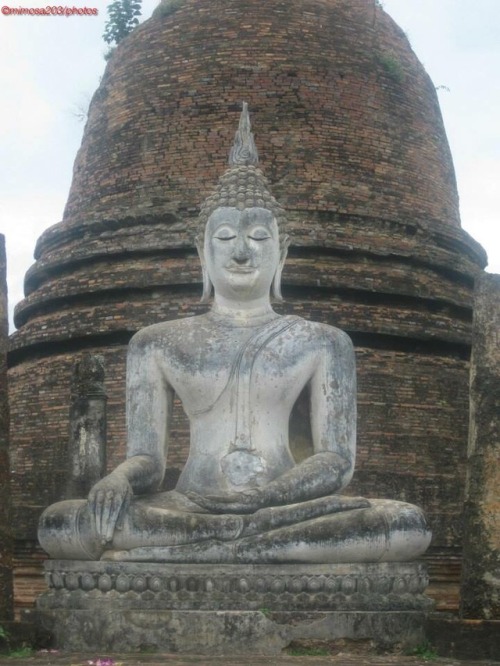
xmin=426 ymin=614 xmax=500 ymax=662
xmin=37 ymin=608 xmax=431 ymax=654
xmin=461 ymin=273 xmax=500 ymax=620
xmin=39 ymin=561 xmax=432 ymax=611
xmin=37 ymin=113 xmax=431 ymax=566
xmin=37 ymin=562 xmax=432 ymax=653
xmin=66 ymin=353 xmax=107 ymax=498
xmin=0 ymin=234 xmax=13 ymax=621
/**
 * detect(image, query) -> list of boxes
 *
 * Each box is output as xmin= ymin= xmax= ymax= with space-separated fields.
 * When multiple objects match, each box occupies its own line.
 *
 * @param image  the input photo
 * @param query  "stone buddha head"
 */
xmin=197 ymin=104 xmax=290 ymax=305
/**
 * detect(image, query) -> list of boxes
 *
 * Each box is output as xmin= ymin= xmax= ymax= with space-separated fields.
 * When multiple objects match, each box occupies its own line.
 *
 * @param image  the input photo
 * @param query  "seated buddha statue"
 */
xmin=38 ymin=104 xmax=431 ymax=564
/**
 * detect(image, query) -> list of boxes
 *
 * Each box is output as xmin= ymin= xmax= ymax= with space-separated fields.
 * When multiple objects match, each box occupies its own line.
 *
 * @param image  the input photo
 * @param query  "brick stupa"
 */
xmin=9 ymin=0 xmax=486 ymax=612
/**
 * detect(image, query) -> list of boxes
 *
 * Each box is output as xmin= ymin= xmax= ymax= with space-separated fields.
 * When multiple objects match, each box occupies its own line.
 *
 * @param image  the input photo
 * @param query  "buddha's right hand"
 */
xmin=88 ymin=472 xmax=132 ymax=545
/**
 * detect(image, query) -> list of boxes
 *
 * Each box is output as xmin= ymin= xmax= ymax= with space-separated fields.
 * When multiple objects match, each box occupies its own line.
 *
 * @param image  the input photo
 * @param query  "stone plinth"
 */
xmin=0 ymin=234 xmax=13 ymax=622
xmin=37 ymin=561 xmax=432 ymax=653
xmin=461 ymin=273 xmax=500 ymax=619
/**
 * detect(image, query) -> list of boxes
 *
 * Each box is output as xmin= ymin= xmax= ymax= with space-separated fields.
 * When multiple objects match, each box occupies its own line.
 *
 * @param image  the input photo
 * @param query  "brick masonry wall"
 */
xmin=0 ymin=235 xmax=13 ymax=621
xmin=8 ymin=0 xmax=488 ymax=611
xmin=59 ymin=0 xmax=460 ymax=228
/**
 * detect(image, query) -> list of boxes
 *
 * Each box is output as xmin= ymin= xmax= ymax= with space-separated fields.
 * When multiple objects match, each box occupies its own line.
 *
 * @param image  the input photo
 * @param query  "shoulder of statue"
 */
xmin=288 ymin=317 xmax=354 ymax=349
xmin=129 ymin=316 xmax=201 ymax=350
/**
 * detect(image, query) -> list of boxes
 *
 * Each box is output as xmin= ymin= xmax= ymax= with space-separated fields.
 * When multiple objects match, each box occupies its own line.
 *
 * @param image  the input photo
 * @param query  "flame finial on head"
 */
xmin=228 ymin=102 xmax=259 ymax=166
xmin=198 ymin=103 xmax=286 ymax=237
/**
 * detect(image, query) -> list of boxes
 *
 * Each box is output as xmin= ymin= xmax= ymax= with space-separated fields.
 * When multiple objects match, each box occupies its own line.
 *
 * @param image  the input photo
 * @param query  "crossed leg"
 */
xmin=39 ymin=490 xmax=430 ymax=563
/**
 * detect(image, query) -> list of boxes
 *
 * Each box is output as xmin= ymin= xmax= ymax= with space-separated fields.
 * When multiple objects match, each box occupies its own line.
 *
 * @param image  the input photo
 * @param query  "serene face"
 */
xmin=204 ymin=207 xmax=281 ymax=302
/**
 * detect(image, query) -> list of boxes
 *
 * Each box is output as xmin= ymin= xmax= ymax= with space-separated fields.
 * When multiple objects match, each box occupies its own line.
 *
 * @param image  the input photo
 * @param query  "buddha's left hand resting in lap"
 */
xmin=38 ymin=105 xmax=431 ymax=563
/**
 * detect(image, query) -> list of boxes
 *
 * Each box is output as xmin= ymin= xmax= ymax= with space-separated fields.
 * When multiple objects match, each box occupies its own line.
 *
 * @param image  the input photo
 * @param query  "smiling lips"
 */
xmin=225 ymin=264 xmax=256 ymax=273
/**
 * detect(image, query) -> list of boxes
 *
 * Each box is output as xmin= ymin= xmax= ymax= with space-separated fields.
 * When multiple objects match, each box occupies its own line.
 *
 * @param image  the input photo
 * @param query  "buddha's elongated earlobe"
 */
xmin=272 ymin=235 xmax=290 ymax=302
xmin=196 ymin=236 xmax=213 ymax=304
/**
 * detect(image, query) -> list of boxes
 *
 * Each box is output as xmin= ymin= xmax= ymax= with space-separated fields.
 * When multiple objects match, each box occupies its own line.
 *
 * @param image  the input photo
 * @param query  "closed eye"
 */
xmin=214 ymin=234 xmax=237 ymax=241
xmin=249 ymin=234 xmax=271 ymax=241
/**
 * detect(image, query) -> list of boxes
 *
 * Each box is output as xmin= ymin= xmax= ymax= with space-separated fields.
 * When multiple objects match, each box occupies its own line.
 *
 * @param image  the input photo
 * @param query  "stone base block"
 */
xmin=37 ymin=561 xmax=433 ymax=654
xmin=426 ymin=614 xmax=500 ymax=661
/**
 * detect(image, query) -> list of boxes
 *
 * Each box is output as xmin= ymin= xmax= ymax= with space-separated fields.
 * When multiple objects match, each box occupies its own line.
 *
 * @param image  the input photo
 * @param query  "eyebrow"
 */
xmin=212 ymin=221 xmax=238 ymax=232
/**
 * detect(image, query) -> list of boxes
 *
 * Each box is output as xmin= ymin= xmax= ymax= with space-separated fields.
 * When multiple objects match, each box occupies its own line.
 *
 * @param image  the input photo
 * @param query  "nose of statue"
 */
xmin=233 ymin=237 xmax=251 ymax=263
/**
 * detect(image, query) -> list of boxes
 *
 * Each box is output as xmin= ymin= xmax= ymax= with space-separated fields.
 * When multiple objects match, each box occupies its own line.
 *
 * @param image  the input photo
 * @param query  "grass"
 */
xmin=5 ymin=646 xmax=35 ymax=658
xmin=404 ymin=642 xmax=438 ymax=661
xmin=153 ymin=0 xmax=184 ymax=19
xmin=377 ymin=52 xmax=405 ymax=84
xmin=0 ymin=623 xmax=36 ymax=659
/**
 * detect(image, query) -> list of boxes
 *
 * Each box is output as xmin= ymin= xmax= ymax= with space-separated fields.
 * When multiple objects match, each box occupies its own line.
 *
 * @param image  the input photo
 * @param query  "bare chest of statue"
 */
xmin=158 ymin=314 xmax=316 ymax=493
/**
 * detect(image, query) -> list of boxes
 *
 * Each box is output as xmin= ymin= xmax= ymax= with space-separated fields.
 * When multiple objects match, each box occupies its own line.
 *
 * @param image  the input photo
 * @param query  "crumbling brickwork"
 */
xmin=0 ymin=234 xmax=13 ymax=621
xmin=8 ymin=0 xmax=486 ymax=612
xmin=61 ymin=0 xmax=460 ymax=227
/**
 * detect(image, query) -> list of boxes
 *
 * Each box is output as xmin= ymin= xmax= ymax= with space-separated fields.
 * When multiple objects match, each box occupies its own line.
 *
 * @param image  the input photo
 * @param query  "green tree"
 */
xmin=103 ymin=0 xmax=142 ymax=47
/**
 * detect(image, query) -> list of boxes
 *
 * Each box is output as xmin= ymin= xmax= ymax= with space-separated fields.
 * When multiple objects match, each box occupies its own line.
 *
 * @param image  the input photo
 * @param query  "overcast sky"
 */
xmin=1 ymin=0 xmax=499 ymax=331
